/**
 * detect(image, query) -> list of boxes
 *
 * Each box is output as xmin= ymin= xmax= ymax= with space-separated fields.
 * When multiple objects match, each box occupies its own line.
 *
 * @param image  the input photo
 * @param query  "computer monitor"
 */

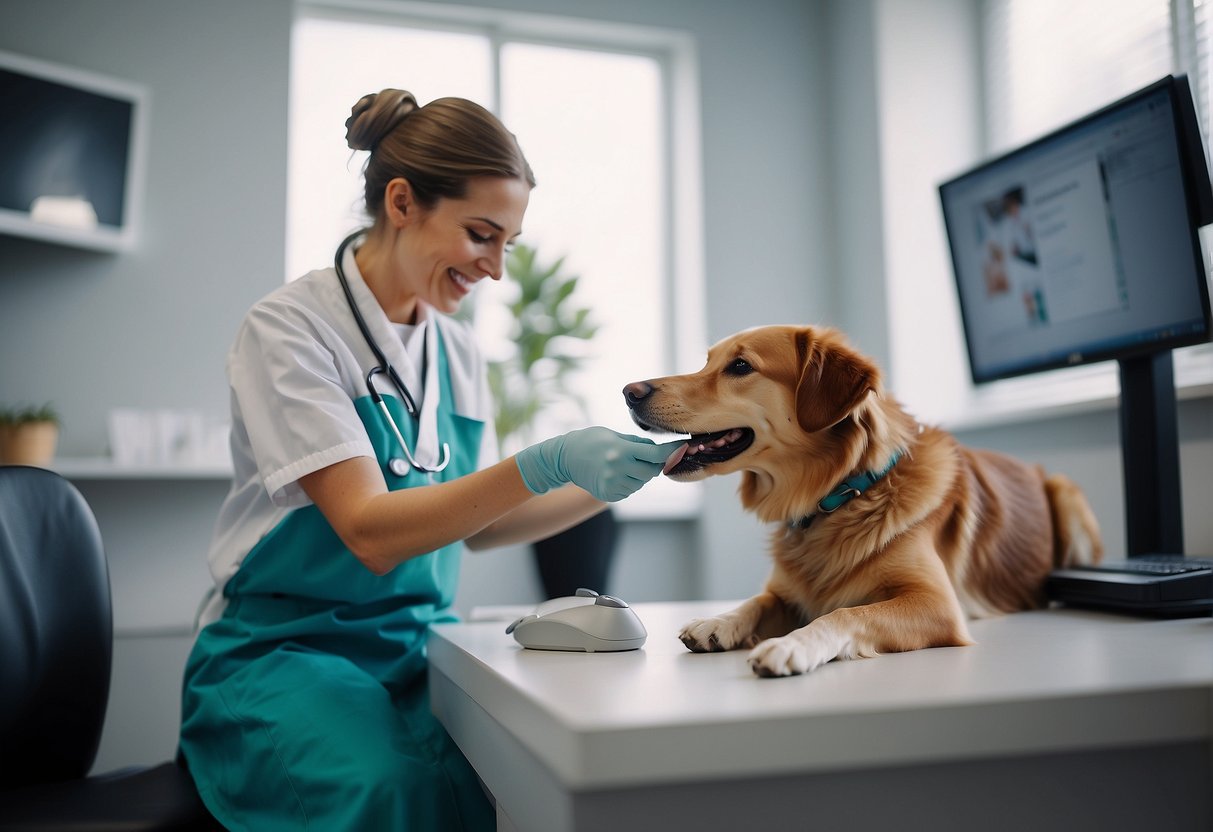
xmin=939 ymin=75 xmax=1213 ymax=558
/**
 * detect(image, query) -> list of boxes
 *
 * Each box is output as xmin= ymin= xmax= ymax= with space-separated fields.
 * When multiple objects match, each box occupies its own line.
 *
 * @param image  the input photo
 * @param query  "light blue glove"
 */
xmin=516 ymin=427 xmax=684 ymax=502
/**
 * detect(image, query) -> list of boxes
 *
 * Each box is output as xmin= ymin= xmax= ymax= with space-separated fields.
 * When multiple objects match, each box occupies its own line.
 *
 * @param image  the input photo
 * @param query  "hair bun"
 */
xmin=345 ymin=89 xmax=419 ymax=152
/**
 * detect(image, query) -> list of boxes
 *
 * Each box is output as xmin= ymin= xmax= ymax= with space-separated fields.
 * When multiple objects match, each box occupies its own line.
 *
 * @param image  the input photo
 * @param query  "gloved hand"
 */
xmin=516 ymin=427 xmax=684 ymax=502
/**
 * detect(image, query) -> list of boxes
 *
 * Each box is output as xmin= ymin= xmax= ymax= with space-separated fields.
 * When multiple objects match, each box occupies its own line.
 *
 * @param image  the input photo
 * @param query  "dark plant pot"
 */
xmin=532 ymin=508 xmax=619 ymax=599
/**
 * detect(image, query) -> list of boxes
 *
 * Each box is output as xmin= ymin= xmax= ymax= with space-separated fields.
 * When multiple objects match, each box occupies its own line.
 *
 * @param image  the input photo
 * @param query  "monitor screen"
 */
xmin=939 ymin=76 xmax=1212 ymax=384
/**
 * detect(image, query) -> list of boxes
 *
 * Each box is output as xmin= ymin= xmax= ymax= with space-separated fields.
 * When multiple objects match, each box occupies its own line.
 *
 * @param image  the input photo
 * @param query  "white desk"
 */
xmin=428 ymin=602 xmax=1213 ymax=832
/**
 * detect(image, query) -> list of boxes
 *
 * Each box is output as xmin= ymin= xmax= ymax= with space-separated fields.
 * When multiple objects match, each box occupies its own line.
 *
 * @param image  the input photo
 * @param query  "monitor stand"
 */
xmin=1118 ymin=351 xmax=1184 ymax=557
xmin=1044 ymin=351 xmax=1211 ymax=616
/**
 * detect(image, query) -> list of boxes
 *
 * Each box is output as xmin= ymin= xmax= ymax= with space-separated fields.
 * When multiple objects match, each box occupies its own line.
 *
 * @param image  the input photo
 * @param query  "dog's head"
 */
xmin=623 ymin=325 xmax=882 ymax=488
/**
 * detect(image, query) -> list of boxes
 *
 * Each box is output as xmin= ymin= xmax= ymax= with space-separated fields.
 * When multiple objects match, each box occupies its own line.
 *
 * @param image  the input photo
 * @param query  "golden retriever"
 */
xmin=623 ymin=325 xmax=1102 ymax=677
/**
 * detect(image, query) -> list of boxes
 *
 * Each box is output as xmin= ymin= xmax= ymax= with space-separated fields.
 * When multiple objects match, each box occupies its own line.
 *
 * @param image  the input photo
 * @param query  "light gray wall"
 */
xmin=821 ymin=0 xmax=889 ymax=368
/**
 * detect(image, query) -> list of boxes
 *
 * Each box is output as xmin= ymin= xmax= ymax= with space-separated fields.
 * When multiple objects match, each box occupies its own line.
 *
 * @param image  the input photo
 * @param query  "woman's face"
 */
xmin=397 ymin=175 xmax=530 ymax=315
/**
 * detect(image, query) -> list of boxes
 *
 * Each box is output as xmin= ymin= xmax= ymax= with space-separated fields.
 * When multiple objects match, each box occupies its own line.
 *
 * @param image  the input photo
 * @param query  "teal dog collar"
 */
xmin=791 ymin=449 xmax=903 ymax=529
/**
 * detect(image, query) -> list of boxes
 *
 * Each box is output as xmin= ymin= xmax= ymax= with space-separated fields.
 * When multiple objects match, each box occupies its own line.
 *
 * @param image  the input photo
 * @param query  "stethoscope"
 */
xmin=334 ymin=230 xmax=451 ymax=476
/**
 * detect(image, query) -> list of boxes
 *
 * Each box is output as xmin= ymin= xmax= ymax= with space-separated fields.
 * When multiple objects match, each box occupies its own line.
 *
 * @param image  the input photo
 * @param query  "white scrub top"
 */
xmin=198 ymin=242 xmax=499 ymax=626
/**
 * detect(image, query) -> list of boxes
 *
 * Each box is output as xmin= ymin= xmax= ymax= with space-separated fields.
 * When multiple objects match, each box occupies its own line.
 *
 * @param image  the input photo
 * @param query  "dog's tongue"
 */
xmin=662 ymin=442 xmax=690 ymax=475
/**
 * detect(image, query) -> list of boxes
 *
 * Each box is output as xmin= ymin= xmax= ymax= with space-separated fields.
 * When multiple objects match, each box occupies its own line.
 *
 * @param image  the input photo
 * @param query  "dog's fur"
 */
xmin=624 ymin=325 xmax=1102 ymax=677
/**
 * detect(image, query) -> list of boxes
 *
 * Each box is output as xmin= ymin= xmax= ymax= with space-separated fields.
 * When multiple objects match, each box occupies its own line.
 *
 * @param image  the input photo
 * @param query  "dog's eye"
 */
xmin=725 ymin=358 xmax=754 ymax=376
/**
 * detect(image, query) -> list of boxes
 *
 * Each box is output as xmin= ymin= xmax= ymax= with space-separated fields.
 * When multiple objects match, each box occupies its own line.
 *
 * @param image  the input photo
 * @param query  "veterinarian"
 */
xmin=179 ymin=89 xmax=678 ymax=830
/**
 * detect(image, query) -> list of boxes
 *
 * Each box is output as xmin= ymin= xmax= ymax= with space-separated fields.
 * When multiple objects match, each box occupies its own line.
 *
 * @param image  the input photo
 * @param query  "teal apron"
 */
xmin=180 ymin=331 xmax=494 ymax=831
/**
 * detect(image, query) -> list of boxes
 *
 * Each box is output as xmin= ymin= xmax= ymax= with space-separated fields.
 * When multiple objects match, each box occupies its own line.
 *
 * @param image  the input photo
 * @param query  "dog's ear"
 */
xmin=795 ymin=331 xmax=878 ymax=433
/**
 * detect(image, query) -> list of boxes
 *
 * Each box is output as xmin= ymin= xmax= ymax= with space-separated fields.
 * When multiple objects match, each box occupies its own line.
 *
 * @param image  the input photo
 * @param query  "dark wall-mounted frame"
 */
xmin=0 ymin=49 xmax=149 ymax=253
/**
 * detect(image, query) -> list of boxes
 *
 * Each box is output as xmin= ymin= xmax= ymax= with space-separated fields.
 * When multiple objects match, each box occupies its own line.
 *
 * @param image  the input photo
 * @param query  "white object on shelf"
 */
xmin=108 ymin=408 xmax=229 ymax=467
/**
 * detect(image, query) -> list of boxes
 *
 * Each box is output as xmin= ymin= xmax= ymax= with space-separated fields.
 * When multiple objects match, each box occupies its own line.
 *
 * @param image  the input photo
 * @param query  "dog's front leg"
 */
xmin=746 ymin=591 xmax=973 ymax=677
xmin=679 ymin=591 xmax=798 ymax=652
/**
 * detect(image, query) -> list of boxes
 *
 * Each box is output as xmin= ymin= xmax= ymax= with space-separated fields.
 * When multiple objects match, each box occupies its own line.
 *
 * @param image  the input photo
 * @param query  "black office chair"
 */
xmin=0 ymin=465 xmax=221 ymax=831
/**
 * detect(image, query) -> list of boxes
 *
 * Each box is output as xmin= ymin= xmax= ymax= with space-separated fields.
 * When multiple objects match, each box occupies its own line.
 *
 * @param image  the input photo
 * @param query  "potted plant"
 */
xmin=486 ymin=244 xmax=619 ymax=599
xmin=0 ymin=403 xmax=60 ymax=466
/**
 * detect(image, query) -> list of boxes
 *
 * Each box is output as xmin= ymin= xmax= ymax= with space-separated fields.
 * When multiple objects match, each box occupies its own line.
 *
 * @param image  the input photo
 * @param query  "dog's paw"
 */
xmin=746 ymin=630 xmax=835 ymax=677
xmin=678 ymin=616 xmax=758 ymax=653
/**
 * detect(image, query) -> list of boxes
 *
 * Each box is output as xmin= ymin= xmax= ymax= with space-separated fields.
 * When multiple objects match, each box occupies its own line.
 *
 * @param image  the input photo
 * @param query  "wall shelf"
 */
xmin=46 ymin=457 xmax=701 ymax=518
xmin=51 ymin=457 xmax=233 ymax=480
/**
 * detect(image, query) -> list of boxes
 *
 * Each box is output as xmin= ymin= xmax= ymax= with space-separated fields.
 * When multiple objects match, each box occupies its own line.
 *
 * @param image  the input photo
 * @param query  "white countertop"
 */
xmin=428 ymin=601 xmax=1213 ymax=790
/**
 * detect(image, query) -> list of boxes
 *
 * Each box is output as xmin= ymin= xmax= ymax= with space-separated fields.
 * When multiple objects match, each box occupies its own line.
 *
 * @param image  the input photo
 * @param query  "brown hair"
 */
xmin=344 ymin=89 xmax=535 ymax=219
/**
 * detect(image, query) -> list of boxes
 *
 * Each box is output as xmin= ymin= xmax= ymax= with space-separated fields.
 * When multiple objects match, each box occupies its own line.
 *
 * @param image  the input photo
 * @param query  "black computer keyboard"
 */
xmin=1047 ymin=555 xmax=1213 ymax=617
xmin=1077 ymin=556 xmax=1213 ymax=576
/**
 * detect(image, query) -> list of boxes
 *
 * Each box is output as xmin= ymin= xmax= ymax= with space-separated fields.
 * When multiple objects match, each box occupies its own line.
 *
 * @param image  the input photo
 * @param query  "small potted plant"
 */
xmin=486 ymin=244 xmax=618 ymax=599
xmin=0 ymin=403 xmax=61 ymax=466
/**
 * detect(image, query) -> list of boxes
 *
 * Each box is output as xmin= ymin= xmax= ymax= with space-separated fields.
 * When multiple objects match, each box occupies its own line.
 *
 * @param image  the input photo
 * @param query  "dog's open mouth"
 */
xmin=659 ymin=427 xmax=754 ymax=475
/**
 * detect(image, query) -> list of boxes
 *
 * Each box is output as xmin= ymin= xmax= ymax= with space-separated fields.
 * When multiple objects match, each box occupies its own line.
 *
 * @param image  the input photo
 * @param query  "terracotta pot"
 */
xmin=0 ymin=421 xmax=59 ymax=466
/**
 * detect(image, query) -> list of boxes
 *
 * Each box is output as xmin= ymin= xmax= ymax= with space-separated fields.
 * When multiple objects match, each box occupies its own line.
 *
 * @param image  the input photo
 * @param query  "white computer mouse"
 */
xmin=506 ymin=589 xmax=647 ymax=652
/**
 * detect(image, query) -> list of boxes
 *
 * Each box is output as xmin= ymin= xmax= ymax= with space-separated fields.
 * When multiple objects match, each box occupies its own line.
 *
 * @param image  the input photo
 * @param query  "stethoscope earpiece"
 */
xmin=335 ymin=231 xmax=452 ymax=475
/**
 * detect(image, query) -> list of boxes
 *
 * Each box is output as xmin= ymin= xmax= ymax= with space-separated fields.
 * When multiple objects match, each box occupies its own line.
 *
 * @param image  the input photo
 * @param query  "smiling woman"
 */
xmin=341 ymin=90 xmax=533 ymax=321
xmin=178 ymin=73 xmax=685 ymax=828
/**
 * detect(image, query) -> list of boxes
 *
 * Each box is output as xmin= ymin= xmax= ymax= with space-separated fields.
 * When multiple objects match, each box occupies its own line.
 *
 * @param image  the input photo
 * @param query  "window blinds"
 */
xmin=983 ymin=0 xmax=1179 ymax=153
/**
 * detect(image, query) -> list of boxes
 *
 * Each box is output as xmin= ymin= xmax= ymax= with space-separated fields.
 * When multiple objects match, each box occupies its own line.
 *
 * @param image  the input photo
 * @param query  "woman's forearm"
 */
xmin=464 ymin=485 xmax=606 ymax=551
xmin=302 ymin=455 xmax=535 ymax=573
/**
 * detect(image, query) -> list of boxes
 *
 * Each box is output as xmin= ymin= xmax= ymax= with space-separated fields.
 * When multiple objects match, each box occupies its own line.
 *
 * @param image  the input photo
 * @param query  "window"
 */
xmin=892 ymin=0 xmax=1213 ymax=428
xmin=494 ymin=42 xmax=666 ymax=441
xmin=287 ymin=3 xmax=704 ymax=516
xmin=983 ymin=0 xmax=1177 ymax=154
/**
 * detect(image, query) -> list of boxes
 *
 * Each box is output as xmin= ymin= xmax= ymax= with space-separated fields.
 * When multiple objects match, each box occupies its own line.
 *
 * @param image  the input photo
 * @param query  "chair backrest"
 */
xmin=0 ymin=465 xmax=112 ymax=786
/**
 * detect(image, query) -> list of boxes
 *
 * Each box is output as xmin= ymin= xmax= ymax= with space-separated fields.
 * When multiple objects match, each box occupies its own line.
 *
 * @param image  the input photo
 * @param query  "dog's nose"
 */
xmin=623 ymin=381 xmax=653 ymax=407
